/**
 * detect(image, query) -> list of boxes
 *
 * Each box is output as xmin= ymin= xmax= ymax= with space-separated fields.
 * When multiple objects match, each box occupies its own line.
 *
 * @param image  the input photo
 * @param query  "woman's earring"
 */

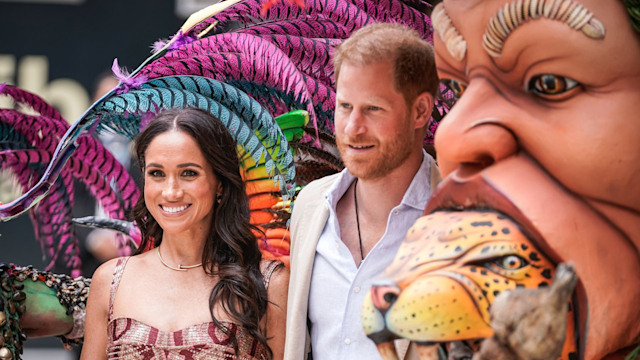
xmin=216 ymin=193 xmax=222 ymax=204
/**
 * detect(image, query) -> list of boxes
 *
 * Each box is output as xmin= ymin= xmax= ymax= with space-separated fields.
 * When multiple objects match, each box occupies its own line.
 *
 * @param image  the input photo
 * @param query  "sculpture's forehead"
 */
xmin=443 ymin=0 xmax=605 ymax=21
xmin=435 ymin=0 xmax=610 ymax=63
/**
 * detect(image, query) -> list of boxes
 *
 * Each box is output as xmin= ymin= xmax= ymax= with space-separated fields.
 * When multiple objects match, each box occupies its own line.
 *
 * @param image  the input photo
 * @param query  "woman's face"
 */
xmin=143 ymin=129 xmax=222 ymax=238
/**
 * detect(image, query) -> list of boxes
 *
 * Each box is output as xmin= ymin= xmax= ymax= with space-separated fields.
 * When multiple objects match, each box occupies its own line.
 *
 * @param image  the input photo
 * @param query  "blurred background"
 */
xmin=0 ymin=0 xmax=219 ymax=358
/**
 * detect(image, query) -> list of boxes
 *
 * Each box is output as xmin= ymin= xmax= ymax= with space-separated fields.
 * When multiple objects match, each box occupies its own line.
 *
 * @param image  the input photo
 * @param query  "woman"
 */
xmin=81 ymin=107 xmax=288 ymax=359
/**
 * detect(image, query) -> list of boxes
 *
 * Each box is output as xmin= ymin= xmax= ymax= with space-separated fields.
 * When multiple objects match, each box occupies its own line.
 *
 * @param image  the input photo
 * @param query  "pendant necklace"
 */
xmin=354 ymin=179 xmax=365 ymax=264
xmin=157 ymin=247 xmax=202 ymax=272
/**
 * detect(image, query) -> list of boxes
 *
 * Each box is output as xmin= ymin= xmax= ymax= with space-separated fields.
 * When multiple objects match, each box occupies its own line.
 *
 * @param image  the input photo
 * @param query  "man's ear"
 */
xmin=413 ymin=92 xmax=434 ymax=129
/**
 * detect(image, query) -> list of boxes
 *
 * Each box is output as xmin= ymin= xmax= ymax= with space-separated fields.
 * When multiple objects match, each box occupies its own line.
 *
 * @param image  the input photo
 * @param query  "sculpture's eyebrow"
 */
xmin=432 ymin=3 xmax=467 ymax=62
xmin=482 ymin=0 xmax=605 ymax=57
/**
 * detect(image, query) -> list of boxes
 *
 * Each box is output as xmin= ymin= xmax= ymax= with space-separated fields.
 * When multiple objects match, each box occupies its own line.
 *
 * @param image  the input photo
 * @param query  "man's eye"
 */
xmin=367 ymin=106 xmax=381 ymax=111
xmin=340 ymin=103 xmax=352 ymax=110
xmin=527 ymin=74 xmax=579 ymax=96
xmin=441 ymin=79 xmax=467 ymax=98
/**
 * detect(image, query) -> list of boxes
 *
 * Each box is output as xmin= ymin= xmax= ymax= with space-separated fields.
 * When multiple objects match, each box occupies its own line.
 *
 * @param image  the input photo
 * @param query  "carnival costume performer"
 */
xmin=81 ymin=107 xmax=288 ymax=360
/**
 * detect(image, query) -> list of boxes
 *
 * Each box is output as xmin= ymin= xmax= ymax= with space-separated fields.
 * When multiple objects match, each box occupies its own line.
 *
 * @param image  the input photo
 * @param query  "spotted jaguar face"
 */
xmin=362 ymin=209 xmax=576 ymax=358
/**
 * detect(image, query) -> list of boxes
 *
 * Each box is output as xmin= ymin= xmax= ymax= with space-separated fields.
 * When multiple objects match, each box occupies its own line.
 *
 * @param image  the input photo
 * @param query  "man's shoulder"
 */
xmin=297 ymin=172 xmax=341 ymax=199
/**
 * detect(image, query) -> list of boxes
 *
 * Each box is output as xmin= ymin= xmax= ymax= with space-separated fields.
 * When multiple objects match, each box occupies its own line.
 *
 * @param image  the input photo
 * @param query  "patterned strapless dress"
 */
xmin=105 ymin=257 xmax=279 ymax=360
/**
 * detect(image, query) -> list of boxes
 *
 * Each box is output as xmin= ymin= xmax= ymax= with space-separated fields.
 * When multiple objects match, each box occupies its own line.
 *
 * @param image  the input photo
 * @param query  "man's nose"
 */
xmin=343 ymin=110 xmax=366 ymax=137
xmin=435 ymin=80 xmax=518 ymax=178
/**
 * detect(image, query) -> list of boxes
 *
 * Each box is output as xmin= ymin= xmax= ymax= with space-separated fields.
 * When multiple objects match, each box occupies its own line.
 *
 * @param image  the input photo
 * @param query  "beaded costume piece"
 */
xmin=105 ymin=258 xmax=279 ymax=360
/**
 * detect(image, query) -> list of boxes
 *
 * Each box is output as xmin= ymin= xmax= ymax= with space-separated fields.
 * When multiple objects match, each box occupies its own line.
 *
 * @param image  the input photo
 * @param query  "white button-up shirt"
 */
xmin=308 ymin=151 xmax=433 ymax=359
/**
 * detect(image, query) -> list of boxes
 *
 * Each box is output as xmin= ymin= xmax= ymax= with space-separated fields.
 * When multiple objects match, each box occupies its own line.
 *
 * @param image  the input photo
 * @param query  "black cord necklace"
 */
xmin=353 ymin=179 xmax=365 ymax=263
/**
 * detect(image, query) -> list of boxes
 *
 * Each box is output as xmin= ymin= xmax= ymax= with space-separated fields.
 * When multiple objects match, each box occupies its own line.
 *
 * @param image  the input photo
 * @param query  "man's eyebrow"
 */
xmin=482 ymin=0 xmax=605 ymax=57
xmin=432 ymin=3 xmax=467 ymax=62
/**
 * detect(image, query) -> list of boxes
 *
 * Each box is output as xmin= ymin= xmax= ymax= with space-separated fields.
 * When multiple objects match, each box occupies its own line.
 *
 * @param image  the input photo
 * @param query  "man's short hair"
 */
xmin=333 ymin=22 xmax=439 ymax=105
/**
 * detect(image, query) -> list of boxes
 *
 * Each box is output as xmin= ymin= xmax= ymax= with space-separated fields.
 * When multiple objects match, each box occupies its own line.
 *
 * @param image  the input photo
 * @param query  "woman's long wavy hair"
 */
xmin=131 ymin=107 xmax=271 ymax=358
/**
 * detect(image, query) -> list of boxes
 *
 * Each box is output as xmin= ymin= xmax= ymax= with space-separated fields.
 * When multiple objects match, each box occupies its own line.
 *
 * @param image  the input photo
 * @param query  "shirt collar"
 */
xmin=324 ymin=149 xmax=432 ymax=211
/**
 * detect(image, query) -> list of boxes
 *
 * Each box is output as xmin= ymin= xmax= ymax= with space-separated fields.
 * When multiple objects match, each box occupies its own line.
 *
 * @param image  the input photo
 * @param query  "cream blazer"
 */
xmin=284 ymin=157 xmax=441 ymax=360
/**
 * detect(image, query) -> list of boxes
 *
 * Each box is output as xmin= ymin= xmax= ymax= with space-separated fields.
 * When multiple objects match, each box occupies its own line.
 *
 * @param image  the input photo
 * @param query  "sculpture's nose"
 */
xmin=370 ymin=284 xmax=401 ymax=311
xmin=434 ymin=78 xmax=519 ymax=179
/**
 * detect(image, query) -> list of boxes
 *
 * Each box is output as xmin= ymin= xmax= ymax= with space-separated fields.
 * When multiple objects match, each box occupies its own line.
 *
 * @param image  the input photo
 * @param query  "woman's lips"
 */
xmin=160 ymin=204 xmax=191 ymax=214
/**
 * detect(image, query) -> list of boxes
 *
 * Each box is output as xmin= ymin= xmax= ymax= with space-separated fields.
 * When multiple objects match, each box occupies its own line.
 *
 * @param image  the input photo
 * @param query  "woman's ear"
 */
xmin=413 ymin=92 xmax=434 ymax=129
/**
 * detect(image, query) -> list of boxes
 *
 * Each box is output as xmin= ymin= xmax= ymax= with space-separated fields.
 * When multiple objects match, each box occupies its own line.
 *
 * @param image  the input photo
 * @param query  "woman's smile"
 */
xmin=160 ymin=204 xmax=191 ymax=214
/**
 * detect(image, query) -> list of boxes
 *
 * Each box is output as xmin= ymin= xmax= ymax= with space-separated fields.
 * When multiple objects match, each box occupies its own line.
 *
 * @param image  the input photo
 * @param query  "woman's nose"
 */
xmin=162 ymin=178 xmax=183 ymax=199
xmin=435 ymin=80 xmax=518 ymax=178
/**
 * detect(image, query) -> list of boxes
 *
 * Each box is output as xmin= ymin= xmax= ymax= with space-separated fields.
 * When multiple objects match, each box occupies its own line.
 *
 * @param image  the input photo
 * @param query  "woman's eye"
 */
xmin=182 ymin=169 xmax=198 ymax=177
xmin=148 ymin=170 xmax=164 ymax=178
xmin=494 ymin=255 xmax=529 ymax=270
xmin=527 ymin=74 xmax=579 ymax=96
xmin=441 ymin=79 xmax=467 ymax=98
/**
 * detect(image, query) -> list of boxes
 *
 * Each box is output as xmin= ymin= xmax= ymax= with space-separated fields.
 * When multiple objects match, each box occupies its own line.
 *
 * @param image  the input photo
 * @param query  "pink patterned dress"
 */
xmin=105 ymin=257 xmax=280 ymax=359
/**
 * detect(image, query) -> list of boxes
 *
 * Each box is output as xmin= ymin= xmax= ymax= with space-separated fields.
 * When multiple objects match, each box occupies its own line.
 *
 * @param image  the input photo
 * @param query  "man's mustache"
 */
xmin=337 ymin=135 xmax=378 ymax=145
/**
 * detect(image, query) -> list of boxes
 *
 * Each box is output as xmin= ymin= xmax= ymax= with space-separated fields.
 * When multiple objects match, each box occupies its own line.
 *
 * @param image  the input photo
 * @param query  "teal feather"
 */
xmin=91 ymin=87 xmax=294 ymax=194
xmin=142 ymin=76 xmax=294 ymax=175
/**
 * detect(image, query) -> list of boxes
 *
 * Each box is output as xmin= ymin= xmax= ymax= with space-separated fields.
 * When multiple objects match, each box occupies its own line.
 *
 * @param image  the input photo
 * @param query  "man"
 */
xmin=285 ymin=23 xmax=441 ymax=359
xmin=363 ymin=0 xmax=640 ymax=358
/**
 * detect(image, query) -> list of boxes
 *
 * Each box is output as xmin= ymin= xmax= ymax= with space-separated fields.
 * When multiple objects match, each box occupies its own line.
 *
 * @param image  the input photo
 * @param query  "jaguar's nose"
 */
xmin=371 ymin=284 xmax=401 ymax=311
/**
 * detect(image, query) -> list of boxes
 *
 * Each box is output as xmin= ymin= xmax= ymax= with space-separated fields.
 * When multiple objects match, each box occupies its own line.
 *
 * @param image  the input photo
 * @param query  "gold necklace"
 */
xmin=157 ymin=247 xmax=202 ymax=272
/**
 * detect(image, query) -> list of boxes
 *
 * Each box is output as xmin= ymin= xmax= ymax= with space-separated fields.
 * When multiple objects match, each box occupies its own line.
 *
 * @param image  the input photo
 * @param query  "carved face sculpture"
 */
xmin=365 ymin=0 xmax=640 ymax=359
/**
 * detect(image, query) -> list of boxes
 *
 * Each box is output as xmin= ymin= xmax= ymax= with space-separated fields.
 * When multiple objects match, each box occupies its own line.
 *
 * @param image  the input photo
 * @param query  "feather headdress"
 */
xmin=0 ymin=0 xmax=451 ymax=269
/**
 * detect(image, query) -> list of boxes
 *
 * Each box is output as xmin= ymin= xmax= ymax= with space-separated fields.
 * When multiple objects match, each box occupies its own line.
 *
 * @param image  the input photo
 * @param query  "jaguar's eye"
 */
xmin=494 ymin=255 xmax=528 ymax=270
xmin=441 ymin=79 xmax=468 ymax=98
xmin=527 ymin=74 xmax=579 ymax=97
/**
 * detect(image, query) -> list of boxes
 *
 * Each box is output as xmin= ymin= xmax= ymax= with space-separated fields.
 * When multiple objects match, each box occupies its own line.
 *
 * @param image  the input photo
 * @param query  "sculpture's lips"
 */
xmin=424 ymin=157 xmax=558 ymax=263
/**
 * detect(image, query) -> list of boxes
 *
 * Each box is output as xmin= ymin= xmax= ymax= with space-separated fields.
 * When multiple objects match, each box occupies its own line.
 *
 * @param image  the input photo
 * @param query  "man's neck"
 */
xmin=353 ymin=150 xmax=424 ymax=222
xmin=335 ymin=150 xmax=424 ymax=264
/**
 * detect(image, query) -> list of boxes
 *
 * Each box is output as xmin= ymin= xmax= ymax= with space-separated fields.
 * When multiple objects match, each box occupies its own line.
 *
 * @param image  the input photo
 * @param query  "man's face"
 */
xmin=334 ymin=60 xmax=420 ymax=180
xmin=429 ymin=0 xmax=640 ymax=357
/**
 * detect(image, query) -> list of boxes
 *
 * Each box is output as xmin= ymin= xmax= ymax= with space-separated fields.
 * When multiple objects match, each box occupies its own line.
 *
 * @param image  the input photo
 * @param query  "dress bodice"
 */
xmin=105 ymin=256 xmax=279 ymax=360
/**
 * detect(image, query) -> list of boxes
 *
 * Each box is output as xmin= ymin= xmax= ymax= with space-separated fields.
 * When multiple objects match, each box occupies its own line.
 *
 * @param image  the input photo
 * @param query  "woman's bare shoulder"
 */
xmin=92 ymin=257 xmax=122 ymax=286
xmin=265 ymin=262 xmax=289 ymax=302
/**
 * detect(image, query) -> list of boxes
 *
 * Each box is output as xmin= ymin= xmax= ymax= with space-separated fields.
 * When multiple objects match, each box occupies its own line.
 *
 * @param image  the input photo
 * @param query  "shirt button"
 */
xmin=353 ymin=286 xmax=361 ymax=293
xmin=393 ymin=210 xmax=399 ymax=215
xmin=344 ymin=338 xmax=351 ymax=345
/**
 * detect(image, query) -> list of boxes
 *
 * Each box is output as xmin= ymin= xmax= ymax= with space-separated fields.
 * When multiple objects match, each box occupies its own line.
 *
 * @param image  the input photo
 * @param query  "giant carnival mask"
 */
xmin=363 ymin=0 xmax=640 ymax=359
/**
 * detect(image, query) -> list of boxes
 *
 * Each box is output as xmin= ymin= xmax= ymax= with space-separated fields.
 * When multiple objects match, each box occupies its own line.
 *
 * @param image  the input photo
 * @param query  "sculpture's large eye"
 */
xmin=441 ymin=78 xmax=468 ymax=98
xmin=494 ymin=255 xmax=528 ymax=270
xmin=527 ymin=74 xmax=579 ymax=97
